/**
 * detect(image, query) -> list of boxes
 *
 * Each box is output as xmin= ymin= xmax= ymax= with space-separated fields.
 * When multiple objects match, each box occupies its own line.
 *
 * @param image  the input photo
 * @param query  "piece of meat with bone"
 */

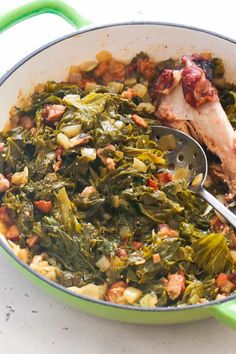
xmin=154 ymin=55 xmax=236 ymax=194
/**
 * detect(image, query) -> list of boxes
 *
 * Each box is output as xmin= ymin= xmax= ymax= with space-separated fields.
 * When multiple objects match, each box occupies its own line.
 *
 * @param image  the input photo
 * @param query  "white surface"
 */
xmin=0 ymin=1 xmax=236 ymax=353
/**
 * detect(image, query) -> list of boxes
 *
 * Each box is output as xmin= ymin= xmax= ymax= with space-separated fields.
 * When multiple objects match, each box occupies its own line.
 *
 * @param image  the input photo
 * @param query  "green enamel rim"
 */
xmin=0 ymin=0 xmax=236 ymax=328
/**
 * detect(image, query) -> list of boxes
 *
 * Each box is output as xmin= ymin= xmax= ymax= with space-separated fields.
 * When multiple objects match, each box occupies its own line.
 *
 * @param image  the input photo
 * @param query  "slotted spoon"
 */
xmin=152 ymin=125 xmax=236 ymax=228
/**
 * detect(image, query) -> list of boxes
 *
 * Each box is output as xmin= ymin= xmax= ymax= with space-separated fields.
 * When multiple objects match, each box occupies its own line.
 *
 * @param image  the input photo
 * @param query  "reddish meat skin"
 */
xmin=151 ymin=69 xmax=181 ymax=102
xmin=181 ymin=56 xmax=218 ymax=108
xmin=34 ymin=200 xmax=52 ymax=213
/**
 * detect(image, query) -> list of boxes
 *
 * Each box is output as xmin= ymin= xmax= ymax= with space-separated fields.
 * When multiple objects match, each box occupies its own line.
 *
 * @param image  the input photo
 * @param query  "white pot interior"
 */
xmin=0 ymin=23 xmax=235 ymax=129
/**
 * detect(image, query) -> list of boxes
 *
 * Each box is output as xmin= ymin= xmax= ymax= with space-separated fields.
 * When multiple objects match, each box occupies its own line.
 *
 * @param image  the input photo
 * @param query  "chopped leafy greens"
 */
xmin=1 ymin=50 xmax=235 ymax=308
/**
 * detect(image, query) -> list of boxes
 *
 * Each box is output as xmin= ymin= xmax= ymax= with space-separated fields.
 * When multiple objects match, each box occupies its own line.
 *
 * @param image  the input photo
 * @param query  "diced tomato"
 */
xmin=5 ymin=224 xmax=20 ymax=241
xmin=26 ymin=235 xmax=39 ymax=247
xmin=166 ymin=273 xmax=185 ymax=300
xmin=34 ymin=200 xmax=52 ymax=213
xmin=0 ymin=143 xmax=5 ymax=152
xmin=0 ymin=206 xmax=12 ymax=225
xmin=158 ymin=224 xmax=179 ymax=238
xmin=131 ymin=114 xmax=148 ymax=128
xmin=152 ymin=253 xmax=161 ymax=264
xmin=21 ymin=116 xmax=34 ymax=129
xmin=121 ymin=88 xmax=136 ymax=99
xmin=94 ymin=62 xmax=109 ymax=78
xmin=137 ymin=58 xmax=156 ymax=81
xmin=231 ymin=234 xmax=236 ymax=248
xmin=157 ymin=172 xmax=173 ymax=185
xmin=147 ymin=178 xmax=158 ymax=190
xmin=216 ymin=273 xmax=235 ymax=293
xmin=216 ymin=273 xmax=229 ymax=287
xmin=105 ymin=281 xmax=127 ymax=303
xmin=103 ymin=60 xmax=125 ymax=83
xmin=133 ymin=241 xmax=142 ymax=250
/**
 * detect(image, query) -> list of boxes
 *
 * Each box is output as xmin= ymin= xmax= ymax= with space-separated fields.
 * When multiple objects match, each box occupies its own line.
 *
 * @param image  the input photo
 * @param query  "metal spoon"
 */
xmin=151 ymin=126 xmax=236 ymax=228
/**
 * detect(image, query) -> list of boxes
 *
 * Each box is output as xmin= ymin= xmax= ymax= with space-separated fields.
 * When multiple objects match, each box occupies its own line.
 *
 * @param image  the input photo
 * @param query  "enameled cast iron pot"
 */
xmin=1 ymin=0 xmax=236 ymax=329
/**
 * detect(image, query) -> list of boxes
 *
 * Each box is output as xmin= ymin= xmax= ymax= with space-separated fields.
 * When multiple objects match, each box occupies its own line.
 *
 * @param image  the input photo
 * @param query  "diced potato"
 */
xmin=81 ymin=148 xmax=96 ymax=161
xmin=57 ymin=133 xmax=70 ymax=150
xmin=30 ymin=260 xmax=61 ymax=282
xmin=133 ymin=158 xmax=147 ymax=173
xmin=124 ymin=77 xmax=137 ymax=86
xmin=18 ymin=248 xmax=29 ymax=263
xmin=68 ymin=283 xmax=107 ymax=300
xmin=140 ymin=292 xmax=158 ymax=307
xmin=8 ymin=241 xmax=29 ymax=263
xmin=191 ymin=173 xmax=203 ymax=188
xmin=95 ymin=255 xmax=111 ymax=272
xmin=107 ymin=81 xmax=124 ymax=93
xmin=0 ymin=220 xmax=8 ymax=234
xmin=12 ymin=166 xmax=29 ymax=186
xmin=174 ymin=167 xmax=189 ymax=181
xmin=132 ymin=83 xmax=148 ymax=98
xmin=111 ymin=195 xmax=120 ymax=208
xmin=114 ymin=120 xmax=124 ymax=129
xmin=138 ymin=102 xmax=155 ymax=113
xmin=79 ymin=61 xmax=98 ymax=72
xmin=85 ymin=82 xmax=101 ymax=92
xmin=96 ymin=50 xmax=112 ymax=63
xmin=123 ymin=287 xmax=143 ymax=304
xmin=62 ymin=124 xmax=82 ymax=138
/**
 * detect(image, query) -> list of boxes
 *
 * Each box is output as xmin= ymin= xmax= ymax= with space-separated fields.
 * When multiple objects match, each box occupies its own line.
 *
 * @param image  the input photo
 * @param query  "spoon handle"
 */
xmin=198 ymin=188 xmax=236 ymax=229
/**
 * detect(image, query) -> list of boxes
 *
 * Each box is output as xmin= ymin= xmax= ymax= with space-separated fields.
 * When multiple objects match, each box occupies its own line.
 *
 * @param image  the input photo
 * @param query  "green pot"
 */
xmin=0 ymin=0 xmax=236 ymax=330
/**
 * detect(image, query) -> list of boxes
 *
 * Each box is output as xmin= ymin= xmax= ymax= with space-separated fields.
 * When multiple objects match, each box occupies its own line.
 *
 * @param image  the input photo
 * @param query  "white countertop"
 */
xmin=0 ymin=1 xmax=236 ymax=353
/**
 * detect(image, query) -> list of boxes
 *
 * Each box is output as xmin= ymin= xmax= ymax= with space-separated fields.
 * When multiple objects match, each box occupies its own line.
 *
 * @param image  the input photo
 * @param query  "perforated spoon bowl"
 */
xmin=152 ymin=126 xmax=236 ymax=228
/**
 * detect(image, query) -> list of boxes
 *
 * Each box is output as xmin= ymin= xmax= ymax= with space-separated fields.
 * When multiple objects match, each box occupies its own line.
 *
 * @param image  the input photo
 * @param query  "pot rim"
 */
xmin=0 ymin=20 xmax=235 ymax=313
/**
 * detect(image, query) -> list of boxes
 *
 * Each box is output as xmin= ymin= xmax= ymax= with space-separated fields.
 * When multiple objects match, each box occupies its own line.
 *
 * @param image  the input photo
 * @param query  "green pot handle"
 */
xmin=212 ymin=298 xmax=236 ymax=330
xmin=0 ymin=0 xmax=90 ymax=33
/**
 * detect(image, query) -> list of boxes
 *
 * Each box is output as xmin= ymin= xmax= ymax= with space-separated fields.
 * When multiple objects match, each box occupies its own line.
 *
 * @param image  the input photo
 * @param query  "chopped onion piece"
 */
xmin=62 ymin=124 xmax=82 ymax=138
xmin=100 ymin=120 xmax=116 ymax=132
xmin=133 ymin=157 xmax=147 ymax=173
xmin=96 ymin=255 xmax=111 ymax=272
xmin=107 ymin=81 xmax=124 ymax=93
xmin=174 ymin=167 xmax=189 ymax=181
xmin=132 ymin=83 xmax=148 ymax=98
xmin=215 ymin=195 xmax=227 ymax=222
xmin=63 ymin=94 xmax=81 ymax=107
xmin=12 ymin=166 xmax=28 ymax=186
xmin=85 ymin=82 xmax=101 ymax=92
xmin=191 ymin=173 xmax=203 ymax=188
xmin=123 ymin=287 xmax=143 ymax=304
xmin=124 ymin=77 xmax=137 ymax=86
xmin=57 ymin=133 xmax=70 ymax=150
xmin=79 ymin=61 xmax=98 ymax=72
xmin=201 ymin=204 xmax=213 ymax=217
xmin=81 ymin=148 xmax=96 ymax=160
